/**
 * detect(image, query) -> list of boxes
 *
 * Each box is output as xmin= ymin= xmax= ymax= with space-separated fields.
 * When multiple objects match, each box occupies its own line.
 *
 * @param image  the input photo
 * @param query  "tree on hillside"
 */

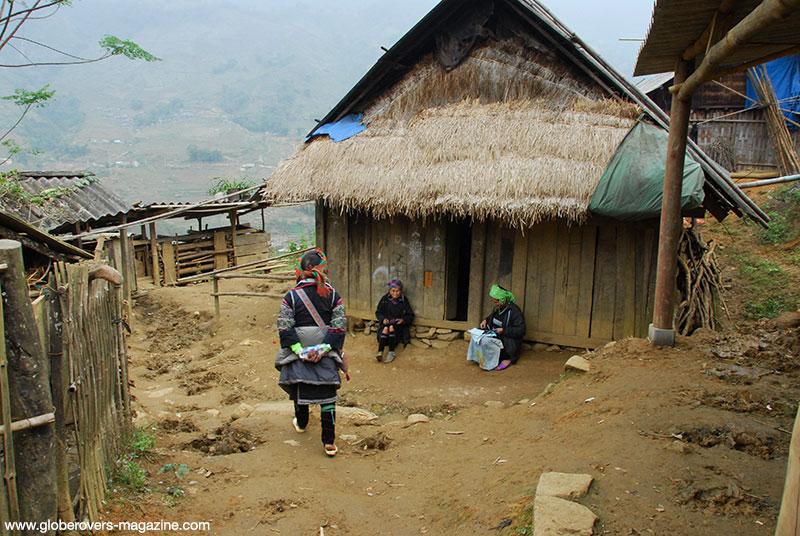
xmin=0 ymin=0 xmax=159 ymax=165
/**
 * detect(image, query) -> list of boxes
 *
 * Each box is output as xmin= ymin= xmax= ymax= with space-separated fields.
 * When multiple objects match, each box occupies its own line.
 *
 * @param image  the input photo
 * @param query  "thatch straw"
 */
xmin=264 ymin=38 xmax=641 ymax=227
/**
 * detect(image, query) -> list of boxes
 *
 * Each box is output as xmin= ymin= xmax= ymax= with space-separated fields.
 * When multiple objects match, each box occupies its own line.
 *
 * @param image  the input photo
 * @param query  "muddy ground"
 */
xmin=99 ymin=275 xmax=800 ymax=536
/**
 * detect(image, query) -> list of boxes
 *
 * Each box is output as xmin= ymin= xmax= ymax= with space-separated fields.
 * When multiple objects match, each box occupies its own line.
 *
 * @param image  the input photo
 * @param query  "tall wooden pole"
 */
xmin=650 ymin=60 xmax=693 ymax=347
xmin=46 ymin=273 xmax=75 ymax=523
xmin=0 ymin=240 xmax=57 ymax=532
xmin=0 ymin=260 xmax=20 ymax=526
xmin=119 ymin=215 xmax=132 ymax=320
xmin=776 ymin=407 xmax=800 ymax=535
xmin=149 ymin=222 xmax=161 ymax=287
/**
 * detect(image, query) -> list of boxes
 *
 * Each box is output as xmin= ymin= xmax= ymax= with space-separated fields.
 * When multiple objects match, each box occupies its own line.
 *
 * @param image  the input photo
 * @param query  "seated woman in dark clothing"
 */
xmin=375 ymin=279 xmax=415 ymax=364
xmin=479 ymin=284 xmax=526 ymax=370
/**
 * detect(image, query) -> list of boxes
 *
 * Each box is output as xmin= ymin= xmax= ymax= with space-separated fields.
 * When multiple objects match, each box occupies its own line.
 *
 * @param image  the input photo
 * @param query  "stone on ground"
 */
xmin=536 ymin=472 xmax=593 ymax=499
xmin=533 ymin=495 xmax=597 ymax=536
xmin=564 ymin=355 xmax=591 ymax=373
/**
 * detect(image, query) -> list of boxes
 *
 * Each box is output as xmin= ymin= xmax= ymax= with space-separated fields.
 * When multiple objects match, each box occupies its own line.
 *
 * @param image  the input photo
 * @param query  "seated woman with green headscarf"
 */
xmin=479 ymin=284 xmax=526 ymax=370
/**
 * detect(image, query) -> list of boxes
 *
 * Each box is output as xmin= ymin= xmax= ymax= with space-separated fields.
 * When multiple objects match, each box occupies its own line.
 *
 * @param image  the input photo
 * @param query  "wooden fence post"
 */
xmin=47 ymin=272 xmax=75 ymax=523
xmin=0 ymin=259 xmax=20 ymax=530
xmin=0 ymin=240 xmax=57 ymax=531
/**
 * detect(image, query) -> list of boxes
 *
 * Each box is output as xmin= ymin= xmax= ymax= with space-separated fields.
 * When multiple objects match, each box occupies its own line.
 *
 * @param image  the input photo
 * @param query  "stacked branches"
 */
xmin=675 ymin=226 xmax=727 ymax=335
xmin=747 ymin=65 xmax=800 ymax=176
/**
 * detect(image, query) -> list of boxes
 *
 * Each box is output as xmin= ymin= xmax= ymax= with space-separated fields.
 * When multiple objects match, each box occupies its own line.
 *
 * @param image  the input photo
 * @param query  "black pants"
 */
xmin=294 ymin=401 xmax=335 ymax=445
xmin=378 ymin=326 xmax=398 ymax=351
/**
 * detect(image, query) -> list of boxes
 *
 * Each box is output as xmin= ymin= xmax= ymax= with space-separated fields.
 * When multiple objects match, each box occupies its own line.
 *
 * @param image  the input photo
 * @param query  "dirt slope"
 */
xmin=100 ymin=277 xmax=800 ymax=536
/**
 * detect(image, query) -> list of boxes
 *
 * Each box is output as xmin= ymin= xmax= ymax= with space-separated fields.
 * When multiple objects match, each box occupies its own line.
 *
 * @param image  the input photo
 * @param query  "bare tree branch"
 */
xmin=12 ymin=36 xmax=93 ymax=61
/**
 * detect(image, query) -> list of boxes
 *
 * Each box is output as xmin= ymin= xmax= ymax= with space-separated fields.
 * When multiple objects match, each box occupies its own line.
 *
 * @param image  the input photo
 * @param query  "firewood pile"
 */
xmin=675 ymin=226 xmax=728 ymax=335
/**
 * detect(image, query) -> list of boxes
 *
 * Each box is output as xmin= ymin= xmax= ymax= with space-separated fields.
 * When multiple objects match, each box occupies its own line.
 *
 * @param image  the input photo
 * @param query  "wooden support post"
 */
xmin=467 ymin=221 xmax=487 ymax=326
xmin=119 ymin=215 xmax=132 ymax=321
xmin=315 ymin=202 xmax=326 ymax=251
xmin=0 ymin=259 xmax=20 ymax=525
xmin=651 ymin=60 xmax=693 ymax=347
xmin=777 ymin=407 xmax=800 ymax=535
xmin=149 ymin=222 xmax=161 ymax=287
xmin=213 ymin=276 xmax=220 ymax=318
xmin=47 ymin=273 xmax=75 ymax=523
xmin=229 ymin=209 xmax=238 ymax=266
xmin=0 ymin=240 xmax=57 ymax=528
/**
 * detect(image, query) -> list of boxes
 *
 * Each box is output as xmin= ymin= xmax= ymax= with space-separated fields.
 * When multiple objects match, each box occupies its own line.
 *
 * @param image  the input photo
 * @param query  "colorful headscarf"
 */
xmin=489 ymin=284 xmax=515 ymax=306
xmin=296 ymin=248 xmax=330 ymax=297
xmin=388 ymin=279 xmax=403 ymax=290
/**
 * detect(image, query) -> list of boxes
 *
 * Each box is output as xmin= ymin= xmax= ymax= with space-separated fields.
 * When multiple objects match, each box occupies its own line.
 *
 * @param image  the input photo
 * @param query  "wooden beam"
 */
xmin=681 ymin=0 xmax=737 ymax=61
xmin=0 ymin=225 xmax=67 ymax=261
xmin=677 ymin=0 xmax=800 ymax=101
xmin=707 ymin=45 xmax=800 ymax=84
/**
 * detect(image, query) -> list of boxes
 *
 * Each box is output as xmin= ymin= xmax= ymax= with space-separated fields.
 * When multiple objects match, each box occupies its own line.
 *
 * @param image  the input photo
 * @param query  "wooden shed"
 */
xmin=263 ymin=0 xmax=766 ymax=348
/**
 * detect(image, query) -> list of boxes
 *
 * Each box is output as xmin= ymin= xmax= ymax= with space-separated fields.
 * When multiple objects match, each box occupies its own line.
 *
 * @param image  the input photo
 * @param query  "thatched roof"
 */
xmin=265 ymin=40 xmax=640 ymax=227
xmin=263 ymin=0 xmax=769 ymax=227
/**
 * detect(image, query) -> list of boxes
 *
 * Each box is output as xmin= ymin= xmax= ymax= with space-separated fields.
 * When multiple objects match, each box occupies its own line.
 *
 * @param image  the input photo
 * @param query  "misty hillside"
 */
xmin=0 ymin=0 xmax=438 ymax=207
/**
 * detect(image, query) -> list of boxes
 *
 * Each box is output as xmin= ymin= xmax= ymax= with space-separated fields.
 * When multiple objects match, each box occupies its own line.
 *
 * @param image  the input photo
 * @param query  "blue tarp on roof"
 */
xmin=746 ymin=55 xmax=800 ymax=130
xmin=306 ymin=113 xmax=366 ymax=142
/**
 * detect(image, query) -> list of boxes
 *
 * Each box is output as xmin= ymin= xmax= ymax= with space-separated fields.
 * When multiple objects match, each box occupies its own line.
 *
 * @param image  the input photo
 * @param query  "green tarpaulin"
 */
xmin=588 ymin=120 xmax=705 ymax=221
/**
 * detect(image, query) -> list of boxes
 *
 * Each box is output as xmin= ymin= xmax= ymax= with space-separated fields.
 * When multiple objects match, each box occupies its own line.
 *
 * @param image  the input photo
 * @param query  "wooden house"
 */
xmin=637 ymin=67 xmax=800 ymax=176
xmin=263 ymin=0 xmax=766 ymax=348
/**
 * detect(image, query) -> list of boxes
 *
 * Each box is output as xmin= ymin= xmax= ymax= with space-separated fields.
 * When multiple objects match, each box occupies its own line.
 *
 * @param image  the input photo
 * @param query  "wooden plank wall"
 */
xmin=323 ymin=208 xmax=447 ymax=322
xmin=484 ymin=219 xmax=659 ymax=348
xmin=694 ymin=108 xmax=800 ymax=170
xmin=322 ymin=206 xmax=659 ymax=348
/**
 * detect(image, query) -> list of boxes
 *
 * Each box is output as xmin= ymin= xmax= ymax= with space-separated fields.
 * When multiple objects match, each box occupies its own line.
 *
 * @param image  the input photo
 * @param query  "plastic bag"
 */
xmin=466 ymin=328 xmax=504 ymax=371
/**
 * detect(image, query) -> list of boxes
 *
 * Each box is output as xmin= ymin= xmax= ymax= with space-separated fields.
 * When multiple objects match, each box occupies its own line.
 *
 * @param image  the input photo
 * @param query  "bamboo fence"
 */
xmin=53 ymin=261 xmax=132 ymax=522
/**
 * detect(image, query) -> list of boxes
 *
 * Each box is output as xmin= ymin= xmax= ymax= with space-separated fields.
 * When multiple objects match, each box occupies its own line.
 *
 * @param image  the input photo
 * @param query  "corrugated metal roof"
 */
xmin=636 ymin=72 xmax=674 ymax=95
xmin=635 ymin=0 xmax=800 ymax=76
xmin=2 ymin=171 xmax=131 ymax=232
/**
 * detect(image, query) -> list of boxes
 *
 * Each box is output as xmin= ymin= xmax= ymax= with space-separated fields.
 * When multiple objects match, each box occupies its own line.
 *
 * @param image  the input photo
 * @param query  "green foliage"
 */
xmin=2 ymin=85 xmax=55 ymax=107
xmin=0 ymin=171 xmax=92 ymax=206
xmin=758 ymin=186 xmax=800 ymax=245
xmin=157 ymin=463 xmax=189 ymax=479
xmin=207 ymin=176 xmax=254 ymax=195
xmin=288 ymin=231 xmax=315 ymax=252
xmin=746 ymin=296 xmax=798 ymax=320
xmin=188 ymin=144 xmax=223 ymax=163
xmin=110 ymin=459 xmax=148 ymax=493
xmin=733 ymin=252 xmax=798 ymax=319
xmin=99 ymin=35 xmax=161 ymax=62
xmin=107 ymin=428 xmax=156 ymax=494
xmin=130 ymin=428 xmax=157 ymax=458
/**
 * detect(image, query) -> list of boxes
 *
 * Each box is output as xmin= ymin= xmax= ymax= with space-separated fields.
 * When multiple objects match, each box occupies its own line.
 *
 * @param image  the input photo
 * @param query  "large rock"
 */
xmin=536 ymin=472 xmax=593 ymax=499
xmin=533 ymin=495 xmax=597 ymax=536
xmin=430 ymin=339 xmax=451 ymax=349
xmin=564 ymin=355 xmax=591 ymax=373
xmin=533 ymin=343 xmax=549 ymax=352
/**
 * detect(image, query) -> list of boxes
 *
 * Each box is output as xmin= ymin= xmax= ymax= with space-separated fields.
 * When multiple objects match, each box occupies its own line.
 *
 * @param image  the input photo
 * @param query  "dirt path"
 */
xmin=106 ymin=280 xmax=800 ymax=536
